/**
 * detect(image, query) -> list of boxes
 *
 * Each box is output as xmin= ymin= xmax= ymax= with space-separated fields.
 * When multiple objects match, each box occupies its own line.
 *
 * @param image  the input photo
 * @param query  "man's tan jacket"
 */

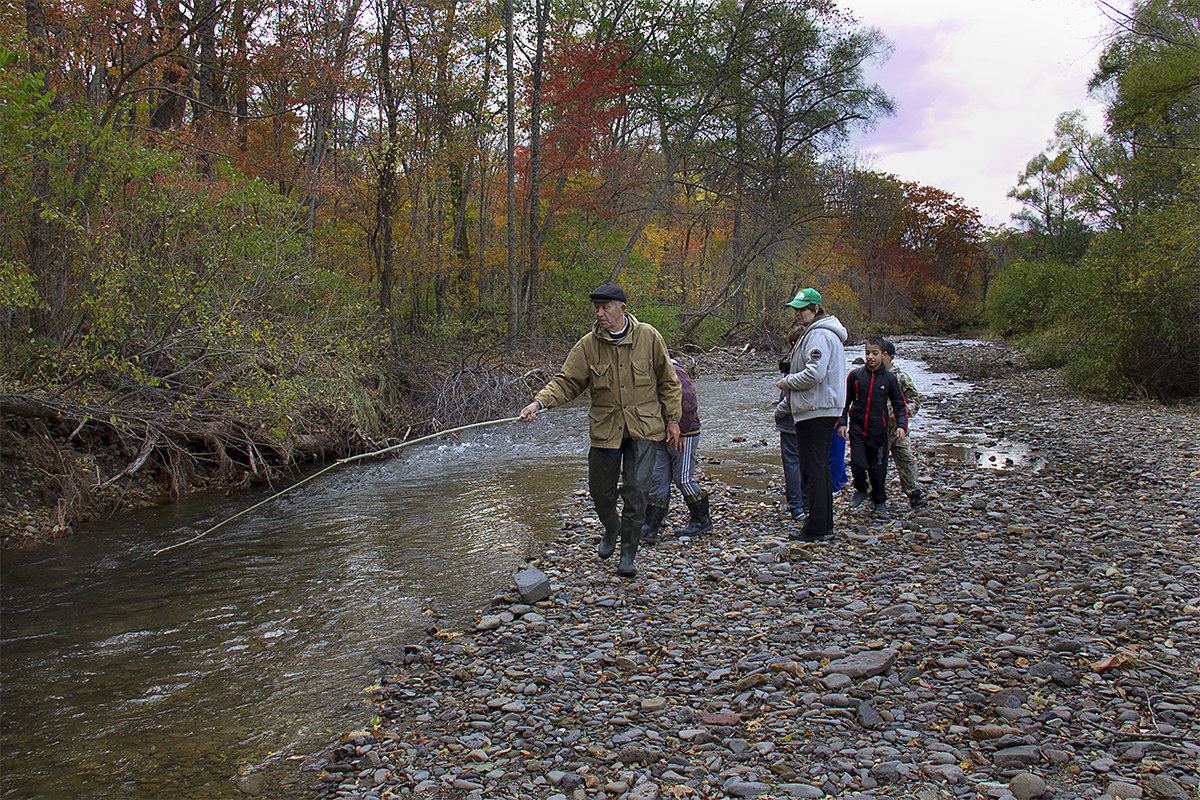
xmin=535 ymin=312 xmax=682 ymax=448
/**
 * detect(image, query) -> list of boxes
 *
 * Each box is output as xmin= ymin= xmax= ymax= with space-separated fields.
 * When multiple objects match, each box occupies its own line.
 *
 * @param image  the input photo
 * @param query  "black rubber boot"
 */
xmin=617 ymin=523 xmax=640 ymax=577
xmin=641 ymin=504 xmax=668 ymax=546
xmin=677 ymin=492 xmax=713 ymax=536
xmin=598 ymin=527 xmax=618 ymax=560
xmin=589 ymin=447 xmax=623 ymax=560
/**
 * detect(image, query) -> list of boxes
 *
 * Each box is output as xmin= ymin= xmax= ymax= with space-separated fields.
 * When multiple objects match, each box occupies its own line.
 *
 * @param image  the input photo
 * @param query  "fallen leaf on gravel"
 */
xmin=1090 ymin=649 xmax=1140 ymax=673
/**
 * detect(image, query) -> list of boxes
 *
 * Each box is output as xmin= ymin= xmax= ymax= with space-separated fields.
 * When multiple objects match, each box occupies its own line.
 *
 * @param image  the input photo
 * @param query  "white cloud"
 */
xmin=841 ymin=0 xmax=1117 ymax=226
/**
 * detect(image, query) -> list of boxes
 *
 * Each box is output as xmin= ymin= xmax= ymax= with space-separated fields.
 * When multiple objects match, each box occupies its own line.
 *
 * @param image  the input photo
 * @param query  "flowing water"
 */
xmin=0 ymin=342 xmax=1024 ymax=799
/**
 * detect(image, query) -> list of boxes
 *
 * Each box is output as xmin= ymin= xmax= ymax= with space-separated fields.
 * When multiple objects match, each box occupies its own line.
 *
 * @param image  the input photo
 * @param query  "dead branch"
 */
xmin=99 ymin=429 xmax=162 ymax=490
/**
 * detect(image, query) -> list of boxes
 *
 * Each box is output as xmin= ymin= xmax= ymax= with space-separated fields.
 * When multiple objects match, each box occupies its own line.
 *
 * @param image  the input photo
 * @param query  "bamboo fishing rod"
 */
xmin=152 ymin=413 xmax=531 ymax=556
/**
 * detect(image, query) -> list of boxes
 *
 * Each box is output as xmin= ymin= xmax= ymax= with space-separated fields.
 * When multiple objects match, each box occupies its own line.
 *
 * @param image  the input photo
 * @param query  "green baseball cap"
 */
xmin=786 ymin=288 xmax=822 ymax=309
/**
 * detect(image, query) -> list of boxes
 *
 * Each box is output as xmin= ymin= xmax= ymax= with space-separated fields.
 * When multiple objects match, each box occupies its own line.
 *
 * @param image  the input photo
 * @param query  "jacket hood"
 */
xmin=804 ymin=314 xmax=847 ymax=344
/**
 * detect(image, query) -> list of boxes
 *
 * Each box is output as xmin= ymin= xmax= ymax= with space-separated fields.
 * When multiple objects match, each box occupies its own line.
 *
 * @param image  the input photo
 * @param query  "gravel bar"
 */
xmin=307 ymin=341 xmax=1200 ymax=800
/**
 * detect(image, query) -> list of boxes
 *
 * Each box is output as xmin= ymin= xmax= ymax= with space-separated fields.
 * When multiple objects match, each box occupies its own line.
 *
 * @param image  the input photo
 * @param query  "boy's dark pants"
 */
xmin=795 ymin=416 xmax=837 ymax=537
xmin=849 ymin=430 xmax=890 ymax=503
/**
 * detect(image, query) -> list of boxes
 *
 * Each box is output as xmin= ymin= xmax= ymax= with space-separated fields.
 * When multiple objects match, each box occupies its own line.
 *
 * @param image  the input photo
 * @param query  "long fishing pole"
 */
xmin=152 ymin=413 xmax=531 ymax=556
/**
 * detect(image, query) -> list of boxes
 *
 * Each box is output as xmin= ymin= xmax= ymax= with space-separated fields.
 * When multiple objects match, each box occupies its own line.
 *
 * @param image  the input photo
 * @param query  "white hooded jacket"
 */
xmin=779 ymin=314 xmax=848 ymax=422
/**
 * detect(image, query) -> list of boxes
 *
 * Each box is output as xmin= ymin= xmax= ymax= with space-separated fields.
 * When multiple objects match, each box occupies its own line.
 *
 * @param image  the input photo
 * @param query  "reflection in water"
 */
xmin=932 ymin=438 xmax=1049 ymax=471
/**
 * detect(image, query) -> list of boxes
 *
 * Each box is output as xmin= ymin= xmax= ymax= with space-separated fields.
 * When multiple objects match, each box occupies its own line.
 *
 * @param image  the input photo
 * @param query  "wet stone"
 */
xmin=475 ymin=614 xmax=503 ymax=631
xmin=724 ymin=779 xmax=772 ymax=797
xmin=820 ymin=673 xmax=852 ymax=690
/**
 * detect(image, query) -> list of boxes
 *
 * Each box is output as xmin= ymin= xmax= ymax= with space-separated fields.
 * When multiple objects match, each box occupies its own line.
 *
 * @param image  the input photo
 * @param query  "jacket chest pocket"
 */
xmin=589 ymin=362 xmax=613 ymax=391
xmin=632 ymin=359 xmax=654 ymax=387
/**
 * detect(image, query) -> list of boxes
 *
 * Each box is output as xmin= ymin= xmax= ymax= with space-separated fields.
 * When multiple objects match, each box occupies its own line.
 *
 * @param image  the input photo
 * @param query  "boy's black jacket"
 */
xmin=841 ymin=365 xmax=909 ymax=437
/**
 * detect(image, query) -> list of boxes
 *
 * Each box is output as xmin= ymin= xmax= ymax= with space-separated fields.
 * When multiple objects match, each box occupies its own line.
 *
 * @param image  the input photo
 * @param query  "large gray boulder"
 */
xmin=514 ymin=566 xmax=552 ymax=602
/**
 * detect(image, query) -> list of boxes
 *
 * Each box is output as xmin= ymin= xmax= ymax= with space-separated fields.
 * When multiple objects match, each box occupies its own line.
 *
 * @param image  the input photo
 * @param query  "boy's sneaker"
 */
xmin=908 ymin=490 xmax=927 ymax=509
xmin=790 ymin=507 xmax=807 ymax=522
xmin=849 ymin=490 xmax=868 ymax=509
xmin=873 ymin=501 xmax=888 ymax=517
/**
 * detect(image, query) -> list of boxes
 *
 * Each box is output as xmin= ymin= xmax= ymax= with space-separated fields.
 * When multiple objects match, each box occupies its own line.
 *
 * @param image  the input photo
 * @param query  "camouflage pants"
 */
xmin=888 ymin=430 xmax=918 ymax=495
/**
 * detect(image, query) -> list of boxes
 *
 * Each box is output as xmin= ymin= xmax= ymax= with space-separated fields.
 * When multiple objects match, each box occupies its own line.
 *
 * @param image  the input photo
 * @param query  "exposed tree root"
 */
xmin=1 ymin=354 xmax=558 ymax=548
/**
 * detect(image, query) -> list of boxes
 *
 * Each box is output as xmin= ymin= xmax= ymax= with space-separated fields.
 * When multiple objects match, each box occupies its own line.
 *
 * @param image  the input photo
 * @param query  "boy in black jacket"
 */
xmin=837 ymin=335 xmax=908 ymax=517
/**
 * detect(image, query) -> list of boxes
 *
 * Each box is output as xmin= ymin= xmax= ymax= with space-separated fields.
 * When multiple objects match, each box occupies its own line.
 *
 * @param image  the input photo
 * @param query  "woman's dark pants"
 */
xmin=795 ymin=416 xmax=837 ymax=538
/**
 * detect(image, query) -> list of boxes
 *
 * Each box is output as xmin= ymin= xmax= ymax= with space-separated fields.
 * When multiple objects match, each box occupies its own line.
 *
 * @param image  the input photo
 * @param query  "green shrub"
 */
xmin=985 ymin=257 xmax=1080 ymax=336
xmin=1065 ymin=170 xmax=1200 ymax=400
xmin=1023 ymin=328 xmax=1079 ymax=369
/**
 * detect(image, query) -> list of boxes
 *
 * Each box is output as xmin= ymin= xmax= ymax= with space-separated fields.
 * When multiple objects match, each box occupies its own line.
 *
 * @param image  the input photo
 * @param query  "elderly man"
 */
xmin=520 ymin=283 xmax=681 ymax=578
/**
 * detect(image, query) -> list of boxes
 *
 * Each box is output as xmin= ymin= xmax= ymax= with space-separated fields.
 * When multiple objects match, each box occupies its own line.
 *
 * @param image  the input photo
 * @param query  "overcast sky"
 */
xmin=839 ymin=0 xmax=1120 ymax=227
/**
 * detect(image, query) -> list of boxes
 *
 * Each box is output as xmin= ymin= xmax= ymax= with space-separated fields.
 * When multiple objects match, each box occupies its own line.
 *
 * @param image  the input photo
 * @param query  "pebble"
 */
xmin=1009 ymin=771 xmax=1047 ymax=799
xmin=312 ymin=342 xmax=1200 ymax=800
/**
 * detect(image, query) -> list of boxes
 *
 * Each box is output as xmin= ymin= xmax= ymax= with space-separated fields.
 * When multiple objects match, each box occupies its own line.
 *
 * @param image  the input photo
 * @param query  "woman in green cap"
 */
xmin=776 ymin=288 xmax=848 ymax=541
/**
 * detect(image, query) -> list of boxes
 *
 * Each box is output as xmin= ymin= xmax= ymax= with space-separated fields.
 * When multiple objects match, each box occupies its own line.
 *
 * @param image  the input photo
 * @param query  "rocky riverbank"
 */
xmin=305 ymin=341 xmax=1200 ymax=800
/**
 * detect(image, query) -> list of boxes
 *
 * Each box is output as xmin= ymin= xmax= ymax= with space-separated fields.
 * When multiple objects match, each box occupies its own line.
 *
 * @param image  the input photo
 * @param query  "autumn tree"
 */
xmin=1072 ymin=0 xmax=1199 ymax=397
xmin=897 ymin=184 xmax=986 ymax=328
xmin=618 ymin=0 xmax=894 ymax=339
xmin=828 ymin=168 xmax=903 ymax=323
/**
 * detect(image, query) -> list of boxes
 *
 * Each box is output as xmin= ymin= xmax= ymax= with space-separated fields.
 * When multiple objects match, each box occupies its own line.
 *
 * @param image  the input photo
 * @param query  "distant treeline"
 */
xmin=2 ymin=0 xmax=1196 ymax=445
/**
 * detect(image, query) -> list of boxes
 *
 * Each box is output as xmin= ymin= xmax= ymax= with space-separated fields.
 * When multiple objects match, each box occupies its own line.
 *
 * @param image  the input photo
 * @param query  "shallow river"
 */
xmin=1 ymin=343 xmax=1028 ymax=799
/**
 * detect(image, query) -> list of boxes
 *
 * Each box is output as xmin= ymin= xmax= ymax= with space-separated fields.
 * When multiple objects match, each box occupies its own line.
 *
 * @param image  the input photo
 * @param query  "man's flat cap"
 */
xmin=588 ymin=283 xmax=627 ymax=303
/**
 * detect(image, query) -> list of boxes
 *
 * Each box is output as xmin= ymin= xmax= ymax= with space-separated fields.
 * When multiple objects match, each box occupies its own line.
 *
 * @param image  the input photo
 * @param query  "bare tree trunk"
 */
xmin=194 ymin=0 xmax=217 ymax=174
xmin=25 ymin=0 xmax=68 ymax=339
xmin=608 ymin=0 xmax=760 ymax=284
xmin=273 ymin=74 xmax=288 ymax=195
xmin=373 ymin=0 xmax=399 ymax=337
xmin=149 ymin=0 xmax=188 ymax=130
xmin=232 ymin=0 xmax=250 ymax=150
xmin=477 ymin=145 xmax=489 ymax=301
xmin=731 ymin=82 xmax=745 ymax=312
xmin=432 ymin=0 xmax=458 ymax=320
xmin=505 ymin=0 xmax=519 ymax=338
xmin=453 ymin=39 xmax=489 ymax=294
xmin=524 ymin=0 xmax=549 ymax=332
xmin=302 ymin=0 xmax=363 ymax=253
